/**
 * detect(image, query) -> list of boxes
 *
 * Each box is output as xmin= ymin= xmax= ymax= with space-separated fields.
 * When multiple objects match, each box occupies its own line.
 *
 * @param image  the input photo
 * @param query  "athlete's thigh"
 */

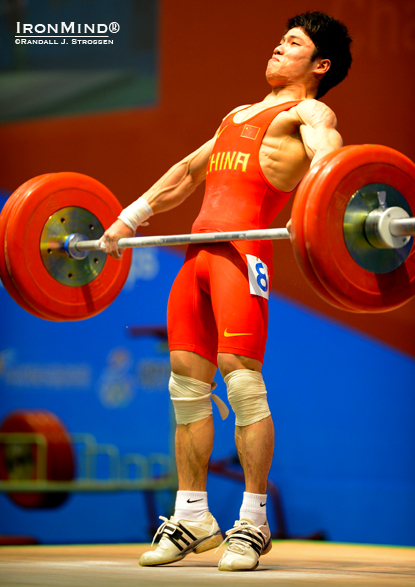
xmin=208 ymin=244 xmax=269 ymax=363
xmin=167 ymin=248 xmax=218 ymax=365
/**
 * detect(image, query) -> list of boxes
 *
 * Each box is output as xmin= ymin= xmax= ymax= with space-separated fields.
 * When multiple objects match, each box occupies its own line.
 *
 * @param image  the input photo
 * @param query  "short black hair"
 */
xmin=286 ymin=12 xmax=352 ymax=98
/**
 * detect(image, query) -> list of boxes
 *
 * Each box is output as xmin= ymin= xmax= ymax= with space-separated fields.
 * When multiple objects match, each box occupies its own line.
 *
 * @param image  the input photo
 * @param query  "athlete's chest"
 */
xmin=224 ymin=106 xmax=301 ymax=151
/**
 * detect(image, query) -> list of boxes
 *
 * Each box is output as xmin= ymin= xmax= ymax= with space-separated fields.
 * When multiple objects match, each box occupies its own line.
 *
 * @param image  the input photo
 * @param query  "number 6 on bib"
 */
xmin=246 ymin=255 xmax=270 ymax=300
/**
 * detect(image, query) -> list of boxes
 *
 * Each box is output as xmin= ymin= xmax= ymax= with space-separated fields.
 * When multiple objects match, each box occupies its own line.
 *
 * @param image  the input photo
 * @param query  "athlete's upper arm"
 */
xmin=296 ymin=100 xmax=343 ymax=164
xmin=186 ymin=136 xmax=217 ymax=184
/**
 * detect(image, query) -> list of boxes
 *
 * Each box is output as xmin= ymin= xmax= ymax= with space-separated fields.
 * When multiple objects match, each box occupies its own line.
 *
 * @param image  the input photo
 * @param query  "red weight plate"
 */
xmin=0 ymin=410 xmax=74 ymax=508
xmin=292 ymin=147 xmax=361 ymax=312
xmin=5 ymin=172 xmax=132 ymax=321
xmin=0 ymin=175 xmax=63 ymax=320
xmin=304 ymin=145 xmax=415 ymax=312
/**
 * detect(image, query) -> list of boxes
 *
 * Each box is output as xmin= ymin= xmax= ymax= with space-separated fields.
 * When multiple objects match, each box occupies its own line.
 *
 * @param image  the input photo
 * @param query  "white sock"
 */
xmin=239 ymin=491 xmax=267 ymax=527
xmin=173 ymin=490 xmax=209 ymax=521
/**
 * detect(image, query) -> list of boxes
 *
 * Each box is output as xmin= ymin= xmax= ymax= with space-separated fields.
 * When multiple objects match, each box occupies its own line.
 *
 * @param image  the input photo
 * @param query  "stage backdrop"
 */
xmin=1 ymin=0 xmax=415 ymax=546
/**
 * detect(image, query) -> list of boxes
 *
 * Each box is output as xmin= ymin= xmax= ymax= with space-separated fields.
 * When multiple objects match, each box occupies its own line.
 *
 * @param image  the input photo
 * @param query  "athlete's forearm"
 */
xmin=118 ymin=157 xmax=204 ymax=232
xmin=119 ymin=138 xmax=215 ymax=231
xmin=118 ymin=162 xmax=199 ymax=232
xmin=142 ymin=158 xmax=202 ymax=214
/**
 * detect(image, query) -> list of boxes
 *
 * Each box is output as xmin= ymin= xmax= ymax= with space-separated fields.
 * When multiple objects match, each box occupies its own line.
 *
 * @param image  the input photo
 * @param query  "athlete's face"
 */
xmin=266 ymin=27 xmax=320 ymax=88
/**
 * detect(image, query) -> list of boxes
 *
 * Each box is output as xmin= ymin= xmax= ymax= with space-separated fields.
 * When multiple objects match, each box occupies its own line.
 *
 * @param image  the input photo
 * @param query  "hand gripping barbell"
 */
xmin=0 ymin=144 xmax=414 ymax=321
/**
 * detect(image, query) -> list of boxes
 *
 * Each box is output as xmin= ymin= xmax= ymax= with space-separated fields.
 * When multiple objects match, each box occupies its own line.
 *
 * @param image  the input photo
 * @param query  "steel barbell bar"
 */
xmin=65 ymin=227 xmax=292 ymax=259
xmin=389 ymin=217 xmax=415 ymax=237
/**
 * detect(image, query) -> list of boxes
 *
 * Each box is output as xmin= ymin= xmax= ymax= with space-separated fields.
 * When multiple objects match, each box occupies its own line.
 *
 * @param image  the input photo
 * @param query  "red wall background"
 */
xmin=1 ymin=0 xmax=414 ymax=356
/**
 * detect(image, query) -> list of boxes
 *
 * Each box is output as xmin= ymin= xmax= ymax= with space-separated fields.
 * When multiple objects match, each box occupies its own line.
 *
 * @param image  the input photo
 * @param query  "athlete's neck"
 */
xmin=263 ymin=84 xmax=317 ymax=104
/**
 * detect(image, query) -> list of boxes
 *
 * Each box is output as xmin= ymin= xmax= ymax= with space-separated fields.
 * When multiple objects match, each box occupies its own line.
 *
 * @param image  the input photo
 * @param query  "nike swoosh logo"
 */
xmin=224 ymin=328 xmax=253 ymax=338
xmin=187 ymin=498 xmax=203 ymax=503
xmin=260 ymin=502 xmax=266 ymax=507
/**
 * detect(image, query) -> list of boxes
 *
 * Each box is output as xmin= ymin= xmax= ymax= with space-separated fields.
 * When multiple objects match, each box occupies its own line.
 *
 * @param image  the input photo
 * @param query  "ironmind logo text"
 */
xmin=15 ymin=22 xmax=120 ymax=34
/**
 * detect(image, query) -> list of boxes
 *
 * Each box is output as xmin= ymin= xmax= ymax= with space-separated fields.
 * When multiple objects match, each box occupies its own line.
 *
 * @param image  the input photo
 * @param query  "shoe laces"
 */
xmin=215 ymin=520 xmax=266 ymax=554
xmin=150 ymin=515 xmax=177 ymax=547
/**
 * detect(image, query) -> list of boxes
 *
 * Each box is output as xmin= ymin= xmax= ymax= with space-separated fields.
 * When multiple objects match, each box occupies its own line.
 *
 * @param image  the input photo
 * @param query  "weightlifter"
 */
xmin=102 ymin=11 xmax=352 ymax=571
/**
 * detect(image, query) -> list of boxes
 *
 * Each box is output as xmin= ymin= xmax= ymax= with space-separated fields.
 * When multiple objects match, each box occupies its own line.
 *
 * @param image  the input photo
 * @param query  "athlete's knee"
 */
xmin=169 ymin=372 xmax=229 ymax=425
xmin=224 ymin=369 xmax=271 ymax=426
xmin=170 ymin=350 xmax=217 ymax=382
xmin=218 ymin=353 xmax=262 ymax=378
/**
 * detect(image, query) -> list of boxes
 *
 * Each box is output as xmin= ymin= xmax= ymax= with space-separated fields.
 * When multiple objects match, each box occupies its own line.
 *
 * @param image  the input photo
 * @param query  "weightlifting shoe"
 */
xmin=218 ymin=518 xmax=272 ymax=571
xmin=139 ymin=512 xmax=222 ymax=566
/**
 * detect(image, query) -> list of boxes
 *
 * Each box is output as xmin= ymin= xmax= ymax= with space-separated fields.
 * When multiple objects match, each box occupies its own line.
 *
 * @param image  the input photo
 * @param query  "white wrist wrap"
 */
xmin=118 ymin=198 xmax=153 ymax=232
xmin=225 ymin=369 xmax=271 ymax=427
xmin=169 ymin=372 xmax=229 ymax=425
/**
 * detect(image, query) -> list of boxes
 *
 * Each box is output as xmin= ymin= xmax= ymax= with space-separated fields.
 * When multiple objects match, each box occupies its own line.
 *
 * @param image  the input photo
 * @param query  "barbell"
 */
xmin=0 ymin=144 xmax=414 ymax=321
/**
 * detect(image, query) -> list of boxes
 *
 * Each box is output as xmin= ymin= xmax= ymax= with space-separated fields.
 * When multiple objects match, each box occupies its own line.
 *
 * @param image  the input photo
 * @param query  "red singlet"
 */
xmin=168 ymin=101 xmax=300 ymax=365
xmin=192 ymin=100 xmax=300 ymax=234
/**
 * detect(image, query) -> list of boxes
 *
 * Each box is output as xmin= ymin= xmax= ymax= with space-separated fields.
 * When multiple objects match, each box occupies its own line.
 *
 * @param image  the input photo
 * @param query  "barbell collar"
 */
xmin=64 ymin=233 xmax=90 ymax=259
xmin=365 ymin=207 xmax=412 ymax=249
xmin=70 ymin=227 xmax=292 ymax=255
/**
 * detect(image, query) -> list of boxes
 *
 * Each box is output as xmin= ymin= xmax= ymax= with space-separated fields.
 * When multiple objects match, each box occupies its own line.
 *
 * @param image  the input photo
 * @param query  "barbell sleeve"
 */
xmin=389 ymin=217 xmax=415 ymax=237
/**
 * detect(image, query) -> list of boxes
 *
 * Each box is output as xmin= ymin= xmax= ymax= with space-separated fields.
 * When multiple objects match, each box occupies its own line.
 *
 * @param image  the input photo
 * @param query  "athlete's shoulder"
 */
xmin=294 ymin=99 xmax=338 ymax=128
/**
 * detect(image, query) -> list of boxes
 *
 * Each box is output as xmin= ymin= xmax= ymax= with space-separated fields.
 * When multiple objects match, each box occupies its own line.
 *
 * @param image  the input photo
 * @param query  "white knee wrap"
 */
xmin=169 ymin=372 xmax=229 ymax=425
xmin=224 ymin=369 xmax=271 ymax=426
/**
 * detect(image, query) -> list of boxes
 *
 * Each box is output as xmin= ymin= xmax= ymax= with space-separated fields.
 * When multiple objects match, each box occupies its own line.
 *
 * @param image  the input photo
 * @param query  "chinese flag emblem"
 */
xmin=241 ymin=125 xmax=260 ymax=140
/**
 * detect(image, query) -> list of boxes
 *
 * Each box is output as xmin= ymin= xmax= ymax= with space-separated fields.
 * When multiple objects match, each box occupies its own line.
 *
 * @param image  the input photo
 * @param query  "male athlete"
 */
xmin=102 ymin=12 xmax=352 ymax=571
